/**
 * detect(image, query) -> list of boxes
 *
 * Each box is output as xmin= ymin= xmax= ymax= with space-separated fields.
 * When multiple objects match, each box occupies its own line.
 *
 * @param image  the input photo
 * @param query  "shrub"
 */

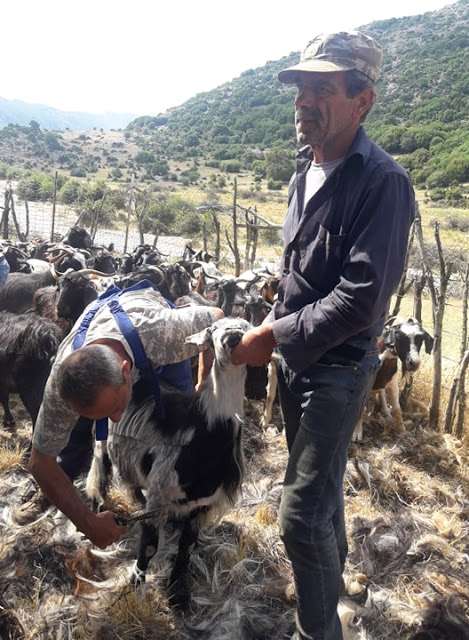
xmin=222 ymin=161 xmax=242 ymax=173
xmin=17 ymin=174 xmax=42 ymax=201
xmin=445 ymin=214 xmax=469 ymax=230
xmin=267 ymin=179 xmax=283 ymax=190
xmin=44 ymin=132 xmax=63 ymax=151
xmin=261 ymin=227 xmax=282 ymax=246
xmin=70 ymin=166 xmax=87 ymax=178
xmin=426 ymin=170 xmax=450 ymax=189
xmin=59 ymin=180 xmax=82 ymax=205
xmin=134 ymin=151 xmax=155 ymax=164
xmin=427 ymin=187 xmax=446 ymax=201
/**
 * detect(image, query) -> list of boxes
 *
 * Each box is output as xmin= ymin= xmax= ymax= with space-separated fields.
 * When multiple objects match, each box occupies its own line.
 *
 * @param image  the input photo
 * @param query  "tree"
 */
xmin=44 ymin=132 xmax=62 ymax=151
xmin=135 ymin=151 xmax=155 ymax=165
xmin=265 ymin=148 xmax=295 ymax=182
xmin=446 ymin=152 xmax=469 ymax=183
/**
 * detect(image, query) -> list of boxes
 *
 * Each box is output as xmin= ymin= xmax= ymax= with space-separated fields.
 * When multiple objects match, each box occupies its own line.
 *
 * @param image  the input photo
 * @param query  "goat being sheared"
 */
xmin=85 ymin=317 xmax=250 ymax=610
xmin=353 ymin=317 xmax=433 ymax=441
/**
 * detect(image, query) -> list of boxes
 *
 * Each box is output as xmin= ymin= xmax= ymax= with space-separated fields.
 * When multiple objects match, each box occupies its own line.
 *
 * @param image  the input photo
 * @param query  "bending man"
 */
xmin=29 ymin=282 xmax=222 ymax=549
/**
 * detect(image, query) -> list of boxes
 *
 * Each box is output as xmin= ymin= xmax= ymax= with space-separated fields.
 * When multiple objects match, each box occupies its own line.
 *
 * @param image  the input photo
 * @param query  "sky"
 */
xmin=2 ymin=0 xmax=458 ymax=117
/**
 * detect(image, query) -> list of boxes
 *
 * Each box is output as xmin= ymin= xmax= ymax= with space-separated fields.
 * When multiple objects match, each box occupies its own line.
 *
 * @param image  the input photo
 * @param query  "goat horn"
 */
xmin=73 ymin=268 xmax=117 ymax=277
xmin=49 ymin=264 xmax=60 ymax=281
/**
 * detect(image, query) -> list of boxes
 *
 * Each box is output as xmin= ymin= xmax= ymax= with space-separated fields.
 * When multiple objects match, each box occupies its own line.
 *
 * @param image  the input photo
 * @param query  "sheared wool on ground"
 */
xmin=0 ymin=393 xmax=468 ymax=639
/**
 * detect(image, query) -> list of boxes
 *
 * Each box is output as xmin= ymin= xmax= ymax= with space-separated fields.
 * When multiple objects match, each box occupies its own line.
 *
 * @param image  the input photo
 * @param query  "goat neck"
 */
xmin=197 ymin=319 xmax=251 ymax=426
xmin=200 ymin=359 xmax=247 ymax=426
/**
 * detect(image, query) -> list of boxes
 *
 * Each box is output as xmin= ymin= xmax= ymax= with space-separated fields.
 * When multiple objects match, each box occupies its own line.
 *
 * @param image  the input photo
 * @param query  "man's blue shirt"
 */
xmin=272 ymin=126 xmax=415 ymax=373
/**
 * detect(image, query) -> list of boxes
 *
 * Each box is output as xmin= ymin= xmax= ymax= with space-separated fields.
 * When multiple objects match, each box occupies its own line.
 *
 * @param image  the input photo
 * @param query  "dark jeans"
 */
xmin=57 ymin=417 xmax=94 ymax=480
xmin=277 ymin=339 xmax=380 ymax=640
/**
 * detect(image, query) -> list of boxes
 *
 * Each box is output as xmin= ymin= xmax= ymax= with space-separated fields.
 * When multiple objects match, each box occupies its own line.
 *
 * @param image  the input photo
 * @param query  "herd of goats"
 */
xmin=0 ymin=225 xmax=281 ymax=611
xmin=0 ymin=224 xmax=280 ymax=426
xmin=0 ymin=223 xmax=436 ymax=620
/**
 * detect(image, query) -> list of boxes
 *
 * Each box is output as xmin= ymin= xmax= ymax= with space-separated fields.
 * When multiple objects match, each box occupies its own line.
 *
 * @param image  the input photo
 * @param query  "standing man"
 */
xmin=231 ymin=31 xmax=415 ymax=640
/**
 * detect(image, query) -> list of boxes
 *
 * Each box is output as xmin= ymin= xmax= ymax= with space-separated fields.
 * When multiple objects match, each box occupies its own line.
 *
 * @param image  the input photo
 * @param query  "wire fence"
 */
xmin=2 ymin=189 xmax=188 ymax=261
xmin=2 ymin=184 xmax=467 ymax=434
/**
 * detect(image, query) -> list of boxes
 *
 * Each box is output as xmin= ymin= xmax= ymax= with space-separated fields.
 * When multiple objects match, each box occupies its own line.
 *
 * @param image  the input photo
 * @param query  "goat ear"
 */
xmin=424 ymin=332 xmax=434 ymax=354
xmin=382 ymin=327 xmax=396 ymax=348
xmin=185 ymin=327 xmax=211 ymax=347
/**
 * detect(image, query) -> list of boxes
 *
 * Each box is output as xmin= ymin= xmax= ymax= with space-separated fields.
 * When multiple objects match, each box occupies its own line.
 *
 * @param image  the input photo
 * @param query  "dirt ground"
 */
xmin=0 ymin=393 xmax=468 ymax=640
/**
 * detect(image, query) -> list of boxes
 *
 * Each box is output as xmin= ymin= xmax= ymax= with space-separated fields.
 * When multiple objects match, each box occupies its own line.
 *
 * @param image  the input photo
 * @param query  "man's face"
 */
xmin=70 ymin=378 xmax=132 ymax=423
xmin=293 ymin=71 xmax=364 ymax=155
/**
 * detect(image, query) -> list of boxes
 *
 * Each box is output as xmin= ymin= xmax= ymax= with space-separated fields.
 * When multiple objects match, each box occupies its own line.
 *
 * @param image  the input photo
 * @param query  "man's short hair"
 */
xmin=58 ymin=344 xmax=125 ymax=407
xmin=344 ymin=69 xmax=375 ymax=97
xmin=345 ymin=69 xmax=376 ymax=122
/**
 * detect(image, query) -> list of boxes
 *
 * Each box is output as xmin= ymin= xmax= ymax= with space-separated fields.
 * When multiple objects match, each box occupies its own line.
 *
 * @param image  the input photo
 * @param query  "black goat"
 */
xmin=86 ymin=317 xmax=250 ymax=609
xmin=56 ymin=271 xmax=100 ymax=326
xmin=63 ymin=226 xmax=93 ymax=250
xmin=132 ymin=244 xmax=164 ymax=268
xmin=1 ymin=244 xmax=32 ymax=273
xmin=89 ymin=248 xmax=117 ymax=274
xmin=0 ymin=268 xmax=58 ymax=314
xmin=118 ymin=263 xmax=192 ymax=303
xmin=0 ymin=311 xmax=62 ymax=429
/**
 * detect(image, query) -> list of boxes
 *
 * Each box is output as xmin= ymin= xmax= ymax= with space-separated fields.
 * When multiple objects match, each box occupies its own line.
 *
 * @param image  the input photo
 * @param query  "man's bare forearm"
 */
xmin=231 ymin=322 xmax=276 ymax=366
xmin=28 ymin=447 xmax=126 ymax=548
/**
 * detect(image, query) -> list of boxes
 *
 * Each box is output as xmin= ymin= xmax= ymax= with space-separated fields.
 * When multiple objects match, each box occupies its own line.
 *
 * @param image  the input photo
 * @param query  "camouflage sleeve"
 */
xmin=135 ymin=305 xmax=219 ymax=366
xmin=32 ymin=302 xmax=219 ymax=457
xmin=32 ymin=362 xmax=80 ymax=457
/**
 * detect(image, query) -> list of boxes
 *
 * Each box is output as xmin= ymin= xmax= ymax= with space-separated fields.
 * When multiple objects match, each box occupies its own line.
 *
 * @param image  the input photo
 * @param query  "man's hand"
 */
xmin=28 ymin=447 xmax=127 ymax=548
xmin=195 ymin=348 xmax=215 ymax=393
xmin=231 ymin=322 xmax=276 ymax=367
xmin=82 ymin=510 xmax=128 ymax=549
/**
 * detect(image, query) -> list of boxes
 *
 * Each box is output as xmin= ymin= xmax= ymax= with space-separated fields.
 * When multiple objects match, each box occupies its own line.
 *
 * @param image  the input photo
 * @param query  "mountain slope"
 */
xmin=0 ymin=96 xmax=137 ymax=131
xmin=0 ymin=0 xmax=468 ymax=199
xmin=124 ymin=0 xmax=469 ymax=195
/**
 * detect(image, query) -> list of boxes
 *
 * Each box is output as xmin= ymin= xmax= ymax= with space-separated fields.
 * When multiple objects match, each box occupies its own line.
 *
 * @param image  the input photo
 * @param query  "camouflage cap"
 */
xmin=278 ymin=31 xmax=382 ymax=84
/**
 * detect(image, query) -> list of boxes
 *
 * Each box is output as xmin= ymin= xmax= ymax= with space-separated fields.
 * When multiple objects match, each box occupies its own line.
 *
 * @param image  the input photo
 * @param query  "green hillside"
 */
xmin=0 ymin=0 xmax=468 ymax=209
xmin=123 ymin=0 xmax=469 ymax=203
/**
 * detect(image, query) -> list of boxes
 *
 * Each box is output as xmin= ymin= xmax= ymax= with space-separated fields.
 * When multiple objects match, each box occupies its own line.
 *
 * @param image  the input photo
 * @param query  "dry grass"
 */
xmin=0 ymin=390 xmax=468 ymax=639
xmin=0 ymin=185 xmax=467 ymax=638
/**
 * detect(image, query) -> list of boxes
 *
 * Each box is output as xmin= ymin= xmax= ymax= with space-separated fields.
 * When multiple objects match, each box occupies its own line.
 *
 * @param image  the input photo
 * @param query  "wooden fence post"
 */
xmin=209 ymin=208 xmax=221 ymax=263
xmin=455 ymin=263 xmax=469 ymax=437
xmin=391 ymin=224 xmax=415 ymax=319
xmin=2 ymin=187 xmax=10 ymax=239
xmin=232 ymin=178 xmax=240 ymax=276
xmin=124 ymin=174 xmax=136 ymax=254
xmin=51 ymin=171 xmax=58 ymax=242
xmin=415 ymin=211 xmax=453 ymax=430
xmin=7 ymin=187 xmax=24 ymax=241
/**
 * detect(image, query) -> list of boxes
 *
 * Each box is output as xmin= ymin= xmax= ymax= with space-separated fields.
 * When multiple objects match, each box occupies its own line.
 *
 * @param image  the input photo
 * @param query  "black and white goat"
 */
xmin=353 ymin=317 xmax=433 ymax=441
xmin=85 ymin=317 xmax=250 ymax=609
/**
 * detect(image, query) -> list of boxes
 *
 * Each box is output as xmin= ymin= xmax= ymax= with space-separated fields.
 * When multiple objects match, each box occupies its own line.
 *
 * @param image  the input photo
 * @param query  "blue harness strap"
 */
xmin=73 ymin=283 xmax=122 ymax=350
xmin=108 ymin=297 xmax=165 ymax=418
xmin=71 ymin=279 xmax=192 ymax=440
